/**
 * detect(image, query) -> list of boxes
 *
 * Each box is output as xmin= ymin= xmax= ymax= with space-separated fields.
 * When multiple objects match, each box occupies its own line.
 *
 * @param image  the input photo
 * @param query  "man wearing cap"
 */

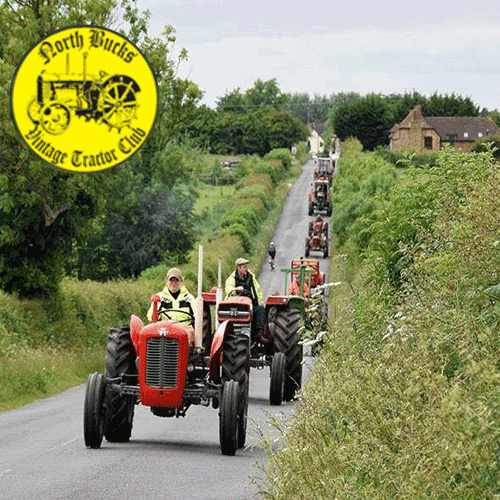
xmin=147 ymin=267 xmax=197 ymax=326
xmin=225 ymin=258 xmax=266 ymax=338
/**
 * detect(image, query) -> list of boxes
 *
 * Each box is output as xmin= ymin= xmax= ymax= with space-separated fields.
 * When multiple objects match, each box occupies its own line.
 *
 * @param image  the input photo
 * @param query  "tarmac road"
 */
xmin=0 ymin=158 xmax=329 ymax=500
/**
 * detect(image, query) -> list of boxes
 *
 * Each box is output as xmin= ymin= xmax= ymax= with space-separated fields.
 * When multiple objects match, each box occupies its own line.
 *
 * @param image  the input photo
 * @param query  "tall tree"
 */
xmin=0 ymin=0 xmax=200 ymax=295
xmin=331 ymin=94 xmax=392 ymax=151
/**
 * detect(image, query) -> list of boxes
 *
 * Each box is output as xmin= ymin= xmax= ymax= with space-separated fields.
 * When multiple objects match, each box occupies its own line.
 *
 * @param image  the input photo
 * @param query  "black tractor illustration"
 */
xmin=28 ymin=53 xmax=141 ymax=135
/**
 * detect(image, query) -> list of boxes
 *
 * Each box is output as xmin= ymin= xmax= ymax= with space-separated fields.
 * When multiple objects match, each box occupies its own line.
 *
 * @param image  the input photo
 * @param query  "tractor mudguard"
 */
xmin=130 ymin=314 xmax=143 ymax=353
xmin=209 ymin=320 xmax=234 ymax=382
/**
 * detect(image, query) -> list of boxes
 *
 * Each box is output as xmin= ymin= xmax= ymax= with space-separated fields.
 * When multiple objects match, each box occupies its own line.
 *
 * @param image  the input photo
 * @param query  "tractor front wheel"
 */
xmin=220 ymin=380 xmax=239 ymax=456
xmin=274 ymin=306 xmax=303 ymax=401
xmin=222 ymin=325 xmax=250 ymax=449
xmin=269 ymin=352 xmax=286 ymax=406
xmin=84 ymin=372 xmax=106 ymax=449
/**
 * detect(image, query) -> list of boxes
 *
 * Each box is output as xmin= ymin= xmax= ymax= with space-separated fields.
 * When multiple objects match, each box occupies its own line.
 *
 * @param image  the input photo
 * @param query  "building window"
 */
xmin=464 ymin=132 xmax=469 ymax=138
xmin=424 ymin=136 xmax=433 ymax=150
xmin=478 ymin=132 xmax=483 ymax=138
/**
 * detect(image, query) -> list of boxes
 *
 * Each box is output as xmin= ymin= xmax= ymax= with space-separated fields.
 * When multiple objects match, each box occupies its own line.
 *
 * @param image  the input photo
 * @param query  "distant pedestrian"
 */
xmin=267 ymin=241 xmax=276 ymax=270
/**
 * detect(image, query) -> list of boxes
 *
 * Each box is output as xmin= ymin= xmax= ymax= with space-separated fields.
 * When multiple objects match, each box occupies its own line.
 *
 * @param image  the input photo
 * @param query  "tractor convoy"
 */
xmin=306 ymin=155 xmax=336 ymax=258
xmin=84 ymin=152 xmax=337 ymax=456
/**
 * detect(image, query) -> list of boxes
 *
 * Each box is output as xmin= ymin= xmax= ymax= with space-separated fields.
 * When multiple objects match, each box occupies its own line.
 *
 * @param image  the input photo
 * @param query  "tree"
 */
xmin=208 ymin=80 xmax=308 ymax=155
xmin=0 ymin=0 xmax=200 ymax=296
xmin=331 ymin=94 xmax=392 ymax=151
xmin=76 ymin=188 xmax=196 ymax=280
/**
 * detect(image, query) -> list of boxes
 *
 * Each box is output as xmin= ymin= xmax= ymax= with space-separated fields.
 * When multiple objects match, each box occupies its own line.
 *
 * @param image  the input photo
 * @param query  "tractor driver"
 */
xmin=147 ymin=267 xmax=197 ymax=328
xmin=225 ymin=257 xmax=266 ymax=340
xmin=313 ymin=215 xmax=323 ymax=234
xmin=288 ymin=271 xmax=310 ymax=298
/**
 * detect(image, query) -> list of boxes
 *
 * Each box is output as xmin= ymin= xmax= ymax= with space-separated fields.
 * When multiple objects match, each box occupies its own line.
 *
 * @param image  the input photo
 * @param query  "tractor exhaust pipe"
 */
xmin=194 ymin=245 xmax=204 ymax=350
xmin=216 ymin=258 xmax=223 ymax=320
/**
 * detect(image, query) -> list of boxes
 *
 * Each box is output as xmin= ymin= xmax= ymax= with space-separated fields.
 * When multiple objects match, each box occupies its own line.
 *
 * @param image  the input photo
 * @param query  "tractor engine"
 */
xmin=130 ymin=315 xmax=192 ymax=409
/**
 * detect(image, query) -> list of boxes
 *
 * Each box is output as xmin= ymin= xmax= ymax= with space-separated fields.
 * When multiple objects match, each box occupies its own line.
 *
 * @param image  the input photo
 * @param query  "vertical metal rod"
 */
xmin=194 ymin=245 xmax=203 ymax=349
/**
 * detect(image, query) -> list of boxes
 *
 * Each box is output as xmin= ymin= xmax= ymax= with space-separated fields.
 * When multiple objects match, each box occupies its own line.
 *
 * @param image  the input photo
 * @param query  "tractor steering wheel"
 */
xmin=157 ymin=307 xmax=194 ymax=325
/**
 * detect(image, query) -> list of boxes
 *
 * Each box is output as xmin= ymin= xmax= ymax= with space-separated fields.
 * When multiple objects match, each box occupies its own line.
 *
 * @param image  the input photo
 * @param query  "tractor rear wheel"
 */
xmin=274 ymin=306 xmax=303 ymax=401
xmin=219 ymin=380 xmax=239 ymax=456
xmin=104 ymin=325 xmax=137 ymax=443
xmin=269 ymin=352 xmax=286 ymax=406
xmin=84 ymin=372 xmax=106 ymax=448
xmin=304 ymin=237 xmax=310 ymax=258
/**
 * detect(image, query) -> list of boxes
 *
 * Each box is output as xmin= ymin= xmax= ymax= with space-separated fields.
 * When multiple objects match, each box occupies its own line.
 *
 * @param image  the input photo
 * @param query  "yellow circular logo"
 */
xmin=10 ymin=25 xmax=158 ymax=173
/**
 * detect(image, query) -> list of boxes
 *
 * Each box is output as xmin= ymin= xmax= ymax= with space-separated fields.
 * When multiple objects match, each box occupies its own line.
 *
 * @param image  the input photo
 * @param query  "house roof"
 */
xmin=391 ymin=105 xmax=500 ymax=142
xmin=423 ymin=116 xmax=500 ymax=142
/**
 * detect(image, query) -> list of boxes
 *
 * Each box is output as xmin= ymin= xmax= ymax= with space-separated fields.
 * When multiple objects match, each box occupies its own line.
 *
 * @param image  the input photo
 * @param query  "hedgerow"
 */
xmin=260 ymin=145 xmax=500 ymax=499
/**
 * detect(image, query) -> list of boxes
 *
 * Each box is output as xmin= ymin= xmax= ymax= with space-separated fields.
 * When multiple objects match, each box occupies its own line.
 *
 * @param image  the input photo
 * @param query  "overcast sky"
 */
xmin=137 ymin=0 xmax=500 ymax=111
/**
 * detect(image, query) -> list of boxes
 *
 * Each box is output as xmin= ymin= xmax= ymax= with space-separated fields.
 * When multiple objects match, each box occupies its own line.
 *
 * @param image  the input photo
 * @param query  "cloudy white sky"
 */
xmin=137 ymin=0 xmax=500 ymax=111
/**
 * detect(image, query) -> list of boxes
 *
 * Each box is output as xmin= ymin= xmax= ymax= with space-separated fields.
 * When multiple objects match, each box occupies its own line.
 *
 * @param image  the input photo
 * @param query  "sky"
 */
xmin=136 ymin=0 xmax=500 ymax=111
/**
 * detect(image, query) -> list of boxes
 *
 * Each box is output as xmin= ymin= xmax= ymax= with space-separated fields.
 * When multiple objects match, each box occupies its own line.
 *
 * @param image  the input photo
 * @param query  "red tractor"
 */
xmin=84 ymin=247 xmax=249 ymax=456
xmin=305 ymin=215 xmax=329 ymax=258
xmin=201 ymin=261 xmax=307 ymax=406
xmin=290 ymin=258 xmax=325 ymax=290
xmin=308 ymin=178 xmax=332 ymax=216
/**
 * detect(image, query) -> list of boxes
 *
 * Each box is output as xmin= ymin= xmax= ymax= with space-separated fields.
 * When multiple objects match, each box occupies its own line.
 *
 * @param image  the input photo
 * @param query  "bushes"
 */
xmin=331 ymin=148 xmax=397 ymax=255
xmin=264 ymin=148 xmax=292 ymax=170
xmin=261 ymin=146 xmax=500 ymax=499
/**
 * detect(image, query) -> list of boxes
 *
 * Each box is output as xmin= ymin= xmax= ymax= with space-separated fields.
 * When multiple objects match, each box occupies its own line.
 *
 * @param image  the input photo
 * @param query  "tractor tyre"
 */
xmin=323 ymin=242 xmax=329 ymax=259
xmin=269 ymin=352 xmax=286 ymax=406
xmin=308 ymin=202 xmax=313 ymax=216
xmin=219 ymin=380 xmax=239 ymax=456
xmin=327 ymin=203 xmax=333 ymax=216
xmin=274 ymin=306 xmax=303 ymax=402
xmin=222 ymin=324 xmax=250 ymax=448
xmin=221 ymin=324 xmax=250 ymax=384
xmin=323 ymin=222 xmax=329 ymax=238
xmin=104 ymin=325 xmax=137 ymax=443
xmin=238 ymin=375 xmax=249 ymax=449
xmin=202 ymin=302 xmax=213 ymax=353
xmin=84 ymin=372 xmax=106 ymax=449
xmin=305 ymin=238 xmax=310 ymax=258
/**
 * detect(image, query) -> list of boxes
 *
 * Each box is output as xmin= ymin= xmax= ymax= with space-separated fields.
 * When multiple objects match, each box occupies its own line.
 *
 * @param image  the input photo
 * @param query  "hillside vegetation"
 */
xmin=260 ymin=141 xmax=500 ymax=499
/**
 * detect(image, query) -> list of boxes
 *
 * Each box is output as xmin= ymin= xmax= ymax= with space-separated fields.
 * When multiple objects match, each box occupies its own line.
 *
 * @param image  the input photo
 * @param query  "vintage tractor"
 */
xmin=201 ymin=262 xmax=307 ymax=405
xmin=305 ymin=215 xmax=329 ymax=258
xmin=289 ymin=258 xmax=329 ymax=340
xmin=308 ymin=178 xmax=333 ymax=216
xmin=314 ymin=157 xmax=333 ymax=185
xmin=28 ymin=53 xmax=140 ymax=134
xmin=84 ymin=247 xmax=249 ymax=456
xmin=290 ymin=258 xmax=325 ymax=290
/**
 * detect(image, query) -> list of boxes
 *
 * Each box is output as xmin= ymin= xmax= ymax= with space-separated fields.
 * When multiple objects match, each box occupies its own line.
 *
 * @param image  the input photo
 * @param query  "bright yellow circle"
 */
xmin=11 ymin=25 xmax=158 ymax=173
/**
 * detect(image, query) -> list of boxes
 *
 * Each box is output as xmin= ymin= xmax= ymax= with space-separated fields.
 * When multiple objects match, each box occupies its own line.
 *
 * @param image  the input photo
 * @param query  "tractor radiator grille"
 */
xmin=145 ymin=337 xmax=179 ymax=388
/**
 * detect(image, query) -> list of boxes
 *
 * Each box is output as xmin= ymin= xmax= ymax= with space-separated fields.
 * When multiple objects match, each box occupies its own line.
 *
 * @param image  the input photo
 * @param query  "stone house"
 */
xmin=389 ymin=105 xmax=500 ymax=152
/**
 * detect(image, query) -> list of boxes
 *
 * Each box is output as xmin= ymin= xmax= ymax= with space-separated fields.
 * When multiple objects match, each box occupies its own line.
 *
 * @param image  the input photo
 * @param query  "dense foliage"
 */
xmin=183 ymin=79 xmax=309 ymax=155
xmin=0 ymin=0 xmax=204 ymax=295
xmin=261 ymin=145 xmax=500 ymax=499
xmin=329 ymin=91 xmax=481 ymax=151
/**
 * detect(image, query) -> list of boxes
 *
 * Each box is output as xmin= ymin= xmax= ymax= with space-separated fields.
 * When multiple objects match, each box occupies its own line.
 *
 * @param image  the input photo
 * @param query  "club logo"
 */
xmin=10 ymin=25 xmax=158 ymax=173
